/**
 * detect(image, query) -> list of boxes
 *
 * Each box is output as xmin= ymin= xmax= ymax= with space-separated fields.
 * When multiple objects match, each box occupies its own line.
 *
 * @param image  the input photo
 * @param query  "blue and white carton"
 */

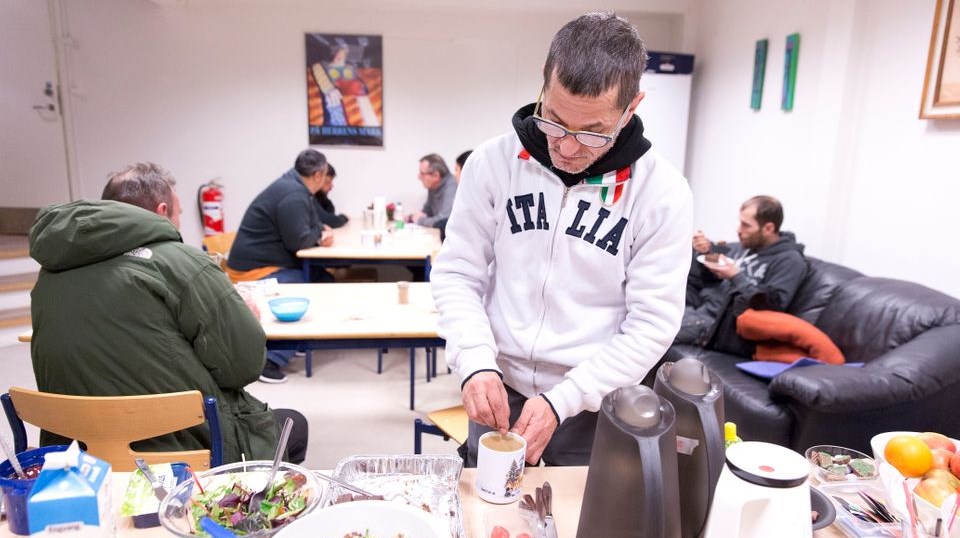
xmin=27 ymin=442 xmax=114 ymax=538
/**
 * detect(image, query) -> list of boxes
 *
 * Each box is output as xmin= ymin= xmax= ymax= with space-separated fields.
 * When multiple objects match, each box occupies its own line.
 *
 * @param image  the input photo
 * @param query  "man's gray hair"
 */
xmin=543 ymin=11 xmax=648 ymax=110
xmin=101 ymin=162 xmax=177 ymax=217
xmin=420 ymin=153 xmax=449 ymax=178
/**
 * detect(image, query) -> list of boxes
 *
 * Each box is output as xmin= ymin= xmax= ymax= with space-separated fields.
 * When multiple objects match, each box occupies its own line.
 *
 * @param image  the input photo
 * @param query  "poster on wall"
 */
xmin=751 ymin=39 xmax=768 ymax=110
xmin=305 ymin=33 xmax=383 ymax=146
xmin=920 ymin=0 xmax=960 ymax=118
xmin=781 ymin=33 xmax=800 ymax=111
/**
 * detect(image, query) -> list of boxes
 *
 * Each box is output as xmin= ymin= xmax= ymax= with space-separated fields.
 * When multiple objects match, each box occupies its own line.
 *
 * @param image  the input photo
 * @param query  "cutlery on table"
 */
xmin=247 ymin=417 xmax=293 ymax=512
xmin=543 ymin=481 xmax=558 ymax=538
xmin=857 ymin=491 xmax=898 ymax=523
xmin=833 ymin=496 xmax=881 ymax=523
xmin=134 ymin=457 xmax=169 ymax=502
xmin=520 ymin=493 xmax=545 ymax=538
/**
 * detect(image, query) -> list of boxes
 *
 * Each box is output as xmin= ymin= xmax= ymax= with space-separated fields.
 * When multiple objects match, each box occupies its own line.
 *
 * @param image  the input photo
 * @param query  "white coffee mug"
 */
xmin=476 ymin=431 xmax=526 ymax=504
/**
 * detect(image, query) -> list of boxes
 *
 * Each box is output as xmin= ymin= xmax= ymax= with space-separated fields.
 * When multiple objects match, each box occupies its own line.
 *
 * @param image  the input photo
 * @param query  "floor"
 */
xmin=1 ymin=342 xmax=464 ymax=470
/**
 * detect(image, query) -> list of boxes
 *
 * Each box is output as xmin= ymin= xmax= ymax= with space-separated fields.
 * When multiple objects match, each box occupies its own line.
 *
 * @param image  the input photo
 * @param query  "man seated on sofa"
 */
xmin=676 ymin=195 xmax=808 ymax=351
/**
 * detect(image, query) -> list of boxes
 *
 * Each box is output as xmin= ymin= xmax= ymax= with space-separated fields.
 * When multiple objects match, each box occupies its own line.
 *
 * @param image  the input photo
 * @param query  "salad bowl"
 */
xmin=159 ymin=461 xmax=323 ymax=537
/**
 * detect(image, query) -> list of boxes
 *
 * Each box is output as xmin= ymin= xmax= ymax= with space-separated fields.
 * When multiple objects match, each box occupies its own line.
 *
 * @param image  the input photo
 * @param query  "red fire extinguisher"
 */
xmin=198 ymin=178 xmax=225 ymax=236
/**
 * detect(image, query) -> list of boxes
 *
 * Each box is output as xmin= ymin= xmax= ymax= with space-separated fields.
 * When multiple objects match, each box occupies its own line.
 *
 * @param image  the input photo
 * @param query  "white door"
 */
xmin=0 ymin=0 xmax=71 ymax=208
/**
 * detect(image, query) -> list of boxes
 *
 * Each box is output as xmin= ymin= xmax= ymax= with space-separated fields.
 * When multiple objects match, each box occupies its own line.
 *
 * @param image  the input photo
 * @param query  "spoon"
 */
xmin=312 ymin=471 xmax=400 ymax=501
xmin=0 ymin=434 xmax=26 ymax=479
xmin=247 ymin=417 xmax=293 ymax=513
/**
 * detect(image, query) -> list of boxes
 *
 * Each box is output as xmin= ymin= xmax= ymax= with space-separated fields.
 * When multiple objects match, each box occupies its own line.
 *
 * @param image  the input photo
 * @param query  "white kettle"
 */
xmin=704 ymin=441 xmax=812 ymax=538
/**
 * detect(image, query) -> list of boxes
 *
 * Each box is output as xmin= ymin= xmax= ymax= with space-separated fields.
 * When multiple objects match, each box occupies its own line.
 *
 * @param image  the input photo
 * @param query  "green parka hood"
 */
xmin=30 ymin=200 xmax=182 ymax=272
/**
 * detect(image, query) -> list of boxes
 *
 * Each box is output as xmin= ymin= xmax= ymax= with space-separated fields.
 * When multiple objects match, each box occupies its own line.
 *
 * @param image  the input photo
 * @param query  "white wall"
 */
xmin=686 ymin=0 xmax=960 ymax=299
xmin=48 ymin=0 xmax=692 ymax=248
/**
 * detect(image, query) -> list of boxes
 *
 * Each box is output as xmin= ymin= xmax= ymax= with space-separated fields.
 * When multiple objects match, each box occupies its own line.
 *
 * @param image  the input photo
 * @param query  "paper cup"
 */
xmin=476 ymin=432 xmax=526 ymax=504
xmin=397 ymin=281 xmax=410 ymax=304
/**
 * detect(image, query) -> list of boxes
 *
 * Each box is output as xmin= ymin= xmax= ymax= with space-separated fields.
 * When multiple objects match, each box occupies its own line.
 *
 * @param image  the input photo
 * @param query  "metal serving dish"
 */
xmin=327 ymin=454 xmax=465 ymax=538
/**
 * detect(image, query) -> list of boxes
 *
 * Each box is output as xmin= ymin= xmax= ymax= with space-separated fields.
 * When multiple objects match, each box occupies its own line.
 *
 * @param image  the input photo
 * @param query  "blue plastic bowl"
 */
xmin=268 ymin=297 xmax=310 ymax=322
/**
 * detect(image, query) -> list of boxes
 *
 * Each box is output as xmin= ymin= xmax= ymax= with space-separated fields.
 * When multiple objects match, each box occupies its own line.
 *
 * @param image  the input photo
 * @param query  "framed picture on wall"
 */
xmin=306 ymin=33 xmax=384 ymax=146
xmin=782 ymin=33 xmax=800 ymax=111
xmin=920 ymin=0 xmax=960 ymax=119
xmin=751 ymin=39 xmax=768 ymax=110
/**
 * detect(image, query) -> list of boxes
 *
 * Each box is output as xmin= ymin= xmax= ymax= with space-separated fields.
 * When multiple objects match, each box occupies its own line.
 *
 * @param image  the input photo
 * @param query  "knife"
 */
xmin=134 ymin=458 xmax=169 ymax=502
xmin=543 ymin=482 xmax=558 ymax=538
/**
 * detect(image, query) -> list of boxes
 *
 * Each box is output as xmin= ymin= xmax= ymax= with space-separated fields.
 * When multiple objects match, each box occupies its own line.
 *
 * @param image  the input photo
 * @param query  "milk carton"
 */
xmin=26 ymin=442 xmax=114 ymax=538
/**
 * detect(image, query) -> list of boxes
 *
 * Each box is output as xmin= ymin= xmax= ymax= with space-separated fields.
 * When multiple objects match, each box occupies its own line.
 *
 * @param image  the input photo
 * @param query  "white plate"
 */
xmin=870 ymin=431 xmax=960 ymax=463
xmin=275 ymin=500 xmax=450 ymax=538
xmin=696 ymin=254 xmax=729 ymax=267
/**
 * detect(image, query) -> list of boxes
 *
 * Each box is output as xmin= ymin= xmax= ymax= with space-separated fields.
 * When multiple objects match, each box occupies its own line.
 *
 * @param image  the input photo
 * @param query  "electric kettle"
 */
xmin=653 ymin=358 xmax=725 ymax=538
xmin=703 ymin=441 xmax=812 ymax=538
xmin=577 ymin=385 xmax=681 ymax=538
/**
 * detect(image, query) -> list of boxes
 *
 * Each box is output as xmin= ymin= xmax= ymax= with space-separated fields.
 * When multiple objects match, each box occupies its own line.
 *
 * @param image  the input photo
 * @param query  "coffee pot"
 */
xmin=577 ymin=385 xmax=681 ymax=538
xmin=654 ymin=358 xmax=725 ymax=538
xmin=704 ymin=441 xmax=812 ymax=538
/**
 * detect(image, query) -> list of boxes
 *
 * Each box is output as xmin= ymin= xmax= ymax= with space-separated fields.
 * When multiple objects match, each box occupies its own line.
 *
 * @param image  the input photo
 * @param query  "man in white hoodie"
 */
xmin=431 ymin=11 xmax=693 ymax=466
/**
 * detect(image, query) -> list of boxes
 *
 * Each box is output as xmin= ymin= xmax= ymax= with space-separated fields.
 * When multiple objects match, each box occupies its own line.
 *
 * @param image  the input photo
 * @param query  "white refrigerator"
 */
xmin=637 ymin=72 xmax=693 ymax=175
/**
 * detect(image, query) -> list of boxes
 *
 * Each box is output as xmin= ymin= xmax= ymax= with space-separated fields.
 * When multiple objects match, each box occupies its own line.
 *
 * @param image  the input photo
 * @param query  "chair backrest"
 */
xmin=1 ymin=388 xmax=223 ymax=472
xmin=202 ymin=231 xmax=236 ymax=257
xmin=202 ymin=231 xmax=236 ymax=270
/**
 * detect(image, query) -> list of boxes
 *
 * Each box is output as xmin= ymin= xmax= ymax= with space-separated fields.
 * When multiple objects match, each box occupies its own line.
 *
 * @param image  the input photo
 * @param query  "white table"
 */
xmin=261 ymin=282 xmax=443 ymax=410
xmin=296 ymin=220 xmax=441 ymax=281
xmin=0 ymin=466 xmax=848 ymax=538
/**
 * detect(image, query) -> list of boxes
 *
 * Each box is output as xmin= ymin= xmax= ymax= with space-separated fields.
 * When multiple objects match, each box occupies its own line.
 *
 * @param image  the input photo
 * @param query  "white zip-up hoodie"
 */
xmin=431 ymin=131 xmax=693 ymax=424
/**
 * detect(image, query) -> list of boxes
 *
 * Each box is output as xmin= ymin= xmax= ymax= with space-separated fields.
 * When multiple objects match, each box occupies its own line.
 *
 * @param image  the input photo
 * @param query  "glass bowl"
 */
xmin=268 ymin=298 xmax=310 ymax=322
xmin=805 ymin=444 xmax=879 ymax=482
xmin=158 ymin=461 xmax=323 ymax=538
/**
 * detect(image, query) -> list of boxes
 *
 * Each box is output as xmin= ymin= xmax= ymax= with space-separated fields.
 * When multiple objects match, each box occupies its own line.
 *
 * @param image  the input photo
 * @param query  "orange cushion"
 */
xmin=736 ymin=308 xmax=845 ymax=365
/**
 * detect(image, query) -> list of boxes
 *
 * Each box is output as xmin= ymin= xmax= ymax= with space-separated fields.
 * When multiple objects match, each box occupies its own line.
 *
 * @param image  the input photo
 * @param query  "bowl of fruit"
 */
xmin=873 ymin=431 xmax=960 ymax=529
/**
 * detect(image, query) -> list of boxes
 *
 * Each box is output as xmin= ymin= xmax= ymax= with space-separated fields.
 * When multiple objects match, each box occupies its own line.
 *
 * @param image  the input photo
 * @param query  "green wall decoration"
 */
xmin=751 ymin=39 xmax=768 ymax=110
xmin=782 ymin=33 xmax=800 ymax=111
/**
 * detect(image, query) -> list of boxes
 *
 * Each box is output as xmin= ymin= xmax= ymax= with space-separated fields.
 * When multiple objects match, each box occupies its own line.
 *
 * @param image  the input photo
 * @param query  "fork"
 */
xmin=520 ymin=493 xmax=545 ymax=538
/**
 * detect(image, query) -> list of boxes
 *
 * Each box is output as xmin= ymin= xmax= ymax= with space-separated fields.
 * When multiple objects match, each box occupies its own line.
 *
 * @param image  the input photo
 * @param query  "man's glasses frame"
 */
xmin=532 ymin=87 xmax=634 ymax=149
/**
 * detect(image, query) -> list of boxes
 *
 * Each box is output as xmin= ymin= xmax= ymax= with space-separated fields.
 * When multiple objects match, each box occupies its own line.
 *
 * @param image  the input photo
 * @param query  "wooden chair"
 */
xmin=201 ymin=231 xmax=237 ymax=269
xmin=414 ymin=404 xmax=468 ymax=454
xmin=1 ymin=388 xmax=223 ymax=472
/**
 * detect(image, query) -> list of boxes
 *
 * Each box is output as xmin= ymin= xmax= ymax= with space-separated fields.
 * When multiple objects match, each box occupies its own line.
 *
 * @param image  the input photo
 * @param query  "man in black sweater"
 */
xmin=313 ymin=164 xmax=349 ymax=228
xmin=676 ymin=195 xmax=808 ymax=353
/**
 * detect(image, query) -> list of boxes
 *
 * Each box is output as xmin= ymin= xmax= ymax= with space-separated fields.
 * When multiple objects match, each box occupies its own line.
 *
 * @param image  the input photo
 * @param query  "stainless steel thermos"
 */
xmin=577 ymin=385 xmax=681 ymax=538
xmin=654 ymin=358 xmax=725 ymax=538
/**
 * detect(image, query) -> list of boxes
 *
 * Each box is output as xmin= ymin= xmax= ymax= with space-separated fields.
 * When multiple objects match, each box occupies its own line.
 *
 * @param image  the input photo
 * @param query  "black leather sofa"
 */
xmin=668 ymin=257 xmax=960 ymax=454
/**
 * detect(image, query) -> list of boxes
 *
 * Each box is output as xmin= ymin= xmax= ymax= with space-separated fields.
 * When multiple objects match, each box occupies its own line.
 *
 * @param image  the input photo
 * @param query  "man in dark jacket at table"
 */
xmin=313 ymin=163 xmax=349 ymax=228
xmin=28 ymin=162 xmax=307 ymax=464
xmin=228 ymin=149 xmax=334 ymax=382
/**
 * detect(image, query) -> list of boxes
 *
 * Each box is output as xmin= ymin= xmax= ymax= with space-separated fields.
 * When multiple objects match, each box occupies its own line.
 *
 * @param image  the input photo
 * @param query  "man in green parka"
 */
xmin=28 ymin=162 xmax=307 ymax=464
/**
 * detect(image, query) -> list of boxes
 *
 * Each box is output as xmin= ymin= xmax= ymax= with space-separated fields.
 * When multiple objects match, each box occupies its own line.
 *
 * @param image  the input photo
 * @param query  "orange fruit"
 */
xmin=885 ymin=435 xmax=934 ymax=478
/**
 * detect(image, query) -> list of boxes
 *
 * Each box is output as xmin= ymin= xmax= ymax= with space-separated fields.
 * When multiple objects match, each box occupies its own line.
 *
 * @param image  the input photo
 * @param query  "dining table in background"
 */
xmin=296 ymin=219 xmax=441 ymax=282
xmin=261 ymin=282 xmax=444 ymax=410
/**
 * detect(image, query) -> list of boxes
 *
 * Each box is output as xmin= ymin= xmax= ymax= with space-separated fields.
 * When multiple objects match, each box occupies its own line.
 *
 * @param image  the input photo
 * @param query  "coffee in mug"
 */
xmin=476 ymin=431 xmax=526 ymax=504
xmin=480 ymin=434 xmax=524 ymax=452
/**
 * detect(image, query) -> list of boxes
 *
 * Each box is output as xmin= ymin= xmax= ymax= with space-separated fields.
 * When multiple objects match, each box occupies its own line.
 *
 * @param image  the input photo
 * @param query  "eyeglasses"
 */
xmin=532 ymin=87 xmax=633 ymax=148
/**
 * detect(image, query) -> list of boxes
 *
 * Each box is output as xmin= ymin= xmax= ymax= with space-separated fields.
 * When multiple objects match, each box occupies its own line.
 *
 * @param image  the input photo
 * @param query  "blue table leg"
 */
xmin=425 ymin=348 xmax=430 ymax=382
xmin=409 ymin=348 xmax=416 ymax=410
xmin=302 ymin=260 xmax=311 ymax=283
xmin=306 ymin=350 xmax=313 ymax=378
xmin=377 ymin=349 xmax=383 ymax=374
